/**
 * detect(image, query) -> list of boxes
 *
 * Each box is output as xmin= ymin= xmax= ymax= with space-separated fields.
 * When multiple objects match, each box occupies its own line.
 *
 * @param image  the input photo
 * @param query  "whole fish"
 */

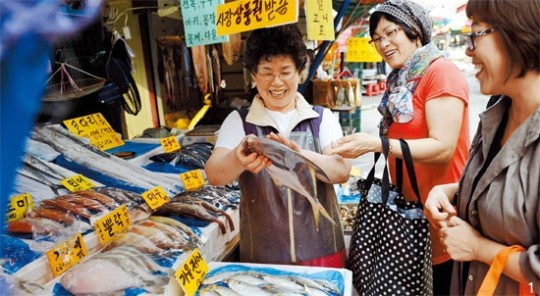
xmin=221 ymin=33 xmax=242 ymax=66
xmin=156 ymin=202 xmax=229 ymax=234
xmin=60 ymin=245 xmax=169 ymax=295
xmin=243 ymin=137 xmax=335 ymax=229
xmin=192 ymin=45 xmax=209 ymax=94
xmin=31 ymin=124 xmax=183 ymax=196
xmin=210 ymin=44 xmax=221 ymax=103
xmin=148 ymin=215 xmax=203 ymax=247
xmin=169 ymin=194 xmax=235 ymax=232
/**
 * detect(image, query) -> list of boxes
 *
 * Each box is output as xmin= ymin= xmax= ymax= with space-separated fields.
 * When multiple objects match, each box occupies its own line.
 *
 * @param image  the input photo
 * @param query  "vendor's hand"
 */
xmin=329 ymin=132 xmax=379 ymax=158
xmin=425 ymin=185 xmax=457 ymax=227
xmin=236 ymin=135 xmax=271 ymax=174
xmin=440 ymin=216 xmax=484 ymax=262
xmin=267 ymin=132 xmax=301 ymax=152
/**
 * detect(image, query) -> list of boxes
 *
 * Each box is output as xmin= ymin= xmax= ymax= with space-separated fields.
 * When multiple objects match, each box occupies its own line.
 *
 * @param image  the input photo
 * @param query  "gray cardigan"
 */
xmin=452 ymin=96 xmax=540 ymax=295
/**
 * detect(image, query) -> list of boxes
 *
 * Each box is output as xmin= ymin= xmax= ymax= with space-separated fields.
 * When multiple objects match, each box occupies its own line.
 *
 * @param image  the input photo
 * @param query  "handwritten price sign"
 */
xmin=94 ymin=205 xmax=130 ymax=245
xmin=160 ymin=136 xmax=181 ymax=153
xmin=64 ymin=112 xmax=124 ymax=150
xmin=175 ymin=249 xmax=209 ymax=296
xmin=61 ymin=174 xmax=94 ymax=192
xmin=6 ymin=193 xmax=34 ymax=223
xmin=141 ymin=186 xmax=170 ymax=210
xmin=180 ymin=170 xmax=205 ymax=191
xmin=46 ymin=233 xmax=88 ymax=277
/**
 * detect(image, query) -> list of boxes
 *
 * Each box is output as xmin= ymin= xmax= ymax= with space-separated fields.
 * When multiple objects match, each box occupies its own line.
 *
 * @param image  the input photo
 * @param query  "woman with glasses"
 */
xmin=330 ymin=0 xmax=470 ymax=294
xmin=205 ymin=24 xmax=351 ymax=267
xmin=424 ymin=0 xmax=540 ymax=295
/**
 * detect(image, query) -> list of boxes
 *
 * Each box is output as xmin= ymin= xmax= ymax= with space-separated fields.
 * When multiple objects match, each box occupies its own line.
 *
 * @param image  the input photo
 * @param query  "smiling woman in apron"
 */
xmin=204 ymin=24 xmax=351 ymax=267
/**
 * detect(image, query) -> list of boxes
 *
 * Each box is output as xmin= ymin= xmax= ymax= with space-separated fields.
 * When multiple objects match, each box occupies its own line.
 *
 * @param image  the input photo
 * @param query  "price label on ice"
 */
xmin=46 ymin=233 xmax=88 ymax=277
xmin=63 ymin=112 xmax=124 ymax=150
xmin=6 ymin=193 xmax=34 ymax=223
xmin=94 ymin=205 xmax=130 ymax=245
xmin=142 ymin=186 xmax=170 ymax=210
xmin=160 ymin=136 xmax=181 ymax=153
xmin=180 ymin=170 xmax=205 ymax=191
xmin=61 ymin=174 xmax=94 ymax=192
xmin=175 ymin=249 xmax=209 ymax=296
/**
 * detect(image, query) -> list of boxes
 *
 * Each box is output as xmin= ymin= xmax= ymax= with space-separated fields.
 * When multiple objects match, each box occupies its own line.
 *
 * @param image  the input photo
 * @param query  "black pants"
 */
xmin=433 ymin=260 xmax=454 ymax=296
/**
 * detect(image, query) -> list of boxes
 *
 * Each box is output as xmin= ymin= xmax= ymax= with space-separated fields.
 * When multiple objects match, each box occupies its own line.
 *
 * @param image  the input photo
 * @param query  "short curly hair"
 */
xmin=243 ymin=24 xmax=308 ymax=74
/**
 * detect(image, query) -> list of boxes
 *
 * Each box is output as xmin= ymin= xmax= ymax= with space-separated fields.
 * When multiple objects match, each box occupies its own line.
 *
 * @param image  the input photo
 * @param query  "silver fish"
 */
xmin=244 ymin=137 xmax=335 ymax=229
xmin=31 ymin=124 xmax=183 ymax=196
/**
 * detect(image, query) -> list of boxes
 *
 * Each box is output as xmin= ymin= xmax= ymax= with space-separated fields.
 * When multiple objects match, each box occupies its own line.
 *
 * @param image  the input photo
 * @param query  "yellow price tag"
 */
xmin=345 ymin=37 xmax=383 ymax=63
xmin=61 ymin=174 xmax=94 ymax=192
xmin=175 ymin=249 xmax=209 ymax=296
xmin=94 ymin=205 xmax=130 ymax=245
xmin=141 ymin=186 xmax=170 ymax=211
xmin=160 ymin=136 xmax=181 ymax=153
xmin=46 ymin=233 xmax=88 ymax=277
xmin=63 ymin=113 xmax=124 ymax=150
xmin=216 ymin=0 xmax=298 ymax=36
xmin=180 ymin=170 xmax=205 ymax=191
xmin=6 ymin=193 xmax=34 ymax=223
xmin=305 ymin=0 xmax=335 ymax=41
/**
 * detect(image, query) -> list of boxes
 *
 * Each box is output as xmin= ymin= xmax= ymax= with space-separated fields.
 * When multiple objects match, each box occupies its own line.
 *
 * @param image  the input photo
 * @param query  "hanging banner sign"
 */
xmin=216 ymin=0 xmax=298 ymax=36
xmin=63 ymin=112 xmax=124 ymax=150
xmin=345 ymin=37 xmax=383 ymax=62
xmin=181 ymin=0 xmax=228 ymax=47
xmin=305 ymin=0 xmax=335 ymax=41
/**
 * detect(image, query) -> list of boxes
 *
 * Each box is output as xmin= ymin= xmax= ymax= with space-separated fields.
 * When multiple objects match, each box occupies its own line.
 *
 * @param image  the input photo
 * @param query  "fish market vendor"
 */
xmin=204 ymin=24 xmax=351 ymax=267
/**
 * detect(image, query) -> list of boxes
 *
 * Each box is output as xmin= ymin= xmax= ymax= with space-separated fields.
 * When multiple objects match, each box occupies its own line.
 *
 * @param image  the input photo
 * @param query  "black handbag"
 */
xmin=347 ymin=137 xmax=433 ymax=295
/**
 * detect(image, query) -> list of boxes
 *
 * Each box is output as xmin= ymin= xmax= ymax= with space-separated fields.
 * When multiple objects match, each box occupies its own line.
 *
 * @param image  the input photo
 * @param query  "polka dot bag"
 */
xmin=347 ymin=138 xmax=433 ymax=295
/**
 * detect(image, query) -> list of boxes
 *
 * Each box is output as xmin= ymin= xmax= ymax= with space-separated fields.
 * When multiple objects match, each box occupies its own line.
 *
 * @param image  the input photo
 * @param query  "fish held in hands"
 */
xmin=243 ymin=136 xmax=335 ymax=229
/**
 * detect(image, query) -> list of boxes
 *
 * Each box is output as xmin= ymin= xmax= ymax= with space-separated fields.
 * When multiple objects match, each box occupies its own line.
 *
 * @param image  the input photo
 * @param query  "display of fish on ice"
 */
xmin=198 ymin=266 xmax=343 ymax=296
xmin=149 ymin=142 xmax=214 ymax=170
xmin=14 ymin=153 xmax=104 ymax=203
xmin=6 ymin=190 xmax=123 ymax=241
xmin=155 ymin=193 xmax=235 ymax=235
xmin=243 ymin=136 xmax=335 ymax=228
xmin=30 ymin=124 xmax=184 ymax=196
xmin=187 ymin=185 xmax=240 ymax=210
xmin=59 ymin=216 xmax=201 ymax=295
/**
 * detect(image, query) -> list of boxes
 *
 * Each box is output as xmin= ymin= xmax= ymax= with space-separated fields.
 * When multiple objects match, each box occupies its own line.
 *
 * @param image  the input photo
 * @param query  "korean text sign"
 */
xmin=216 ymin=0 xmax=298 ymax=36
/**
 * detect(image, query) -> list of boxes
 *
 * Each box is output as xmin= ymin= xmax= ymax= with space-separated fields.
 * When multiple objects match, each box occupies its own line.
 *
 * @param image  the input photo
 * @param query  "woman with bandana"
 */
xmin=330 ymin=0 xmax=470 ymax=294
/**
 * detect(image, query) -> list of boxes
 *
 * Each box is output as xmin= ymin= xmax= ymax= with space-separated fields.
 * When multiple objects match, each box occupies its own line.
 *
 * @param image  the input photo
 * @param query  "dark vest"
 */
xmin=236 ymin=106 xmax=345 ymax=266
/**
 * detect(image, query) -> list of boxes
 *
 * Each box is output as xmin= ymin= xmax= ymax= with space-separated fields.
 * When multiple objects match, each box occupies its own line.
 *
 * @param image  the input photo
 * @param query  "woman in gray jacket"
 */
xmin=423 ymin=0 xmax=540 ymax=295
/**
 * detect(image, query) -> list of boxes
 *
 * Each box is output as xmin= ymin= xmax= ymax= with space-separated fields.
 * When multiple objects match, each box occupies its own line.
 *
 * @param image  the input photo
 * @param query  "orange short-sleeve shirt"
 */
xmin=387 ymin=58 xmax=470 ymax=264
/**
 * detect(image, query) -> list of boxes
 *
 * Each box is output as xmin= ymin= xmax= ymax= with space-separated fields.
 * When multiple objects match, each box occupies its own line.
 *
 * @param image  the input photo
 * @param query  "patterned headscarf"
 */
xmin=371 ymin=0 xmax=433 ymax=45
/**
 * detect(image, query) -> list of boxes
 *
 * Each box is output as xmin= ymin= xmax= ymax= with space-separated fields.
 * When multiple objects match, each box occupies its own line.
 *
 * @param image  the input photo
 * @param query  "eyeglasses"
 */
xmin=369 ymin=27 xmax=401 ymax=45
xmin=465 ymin=28 xmax=496 ymax=50
xmin=256 ymin=71 xmax=297 ymax=82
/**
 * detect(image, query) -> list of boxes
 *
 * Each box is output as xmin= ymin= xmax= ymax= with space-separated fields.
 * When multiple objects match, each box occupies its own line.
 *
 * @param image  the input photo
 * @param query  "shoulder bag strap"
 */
xmin=361 ymin=136 xmax=391 ymax=202
xmin=395 ymin=138 xmax=421 ymax=203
